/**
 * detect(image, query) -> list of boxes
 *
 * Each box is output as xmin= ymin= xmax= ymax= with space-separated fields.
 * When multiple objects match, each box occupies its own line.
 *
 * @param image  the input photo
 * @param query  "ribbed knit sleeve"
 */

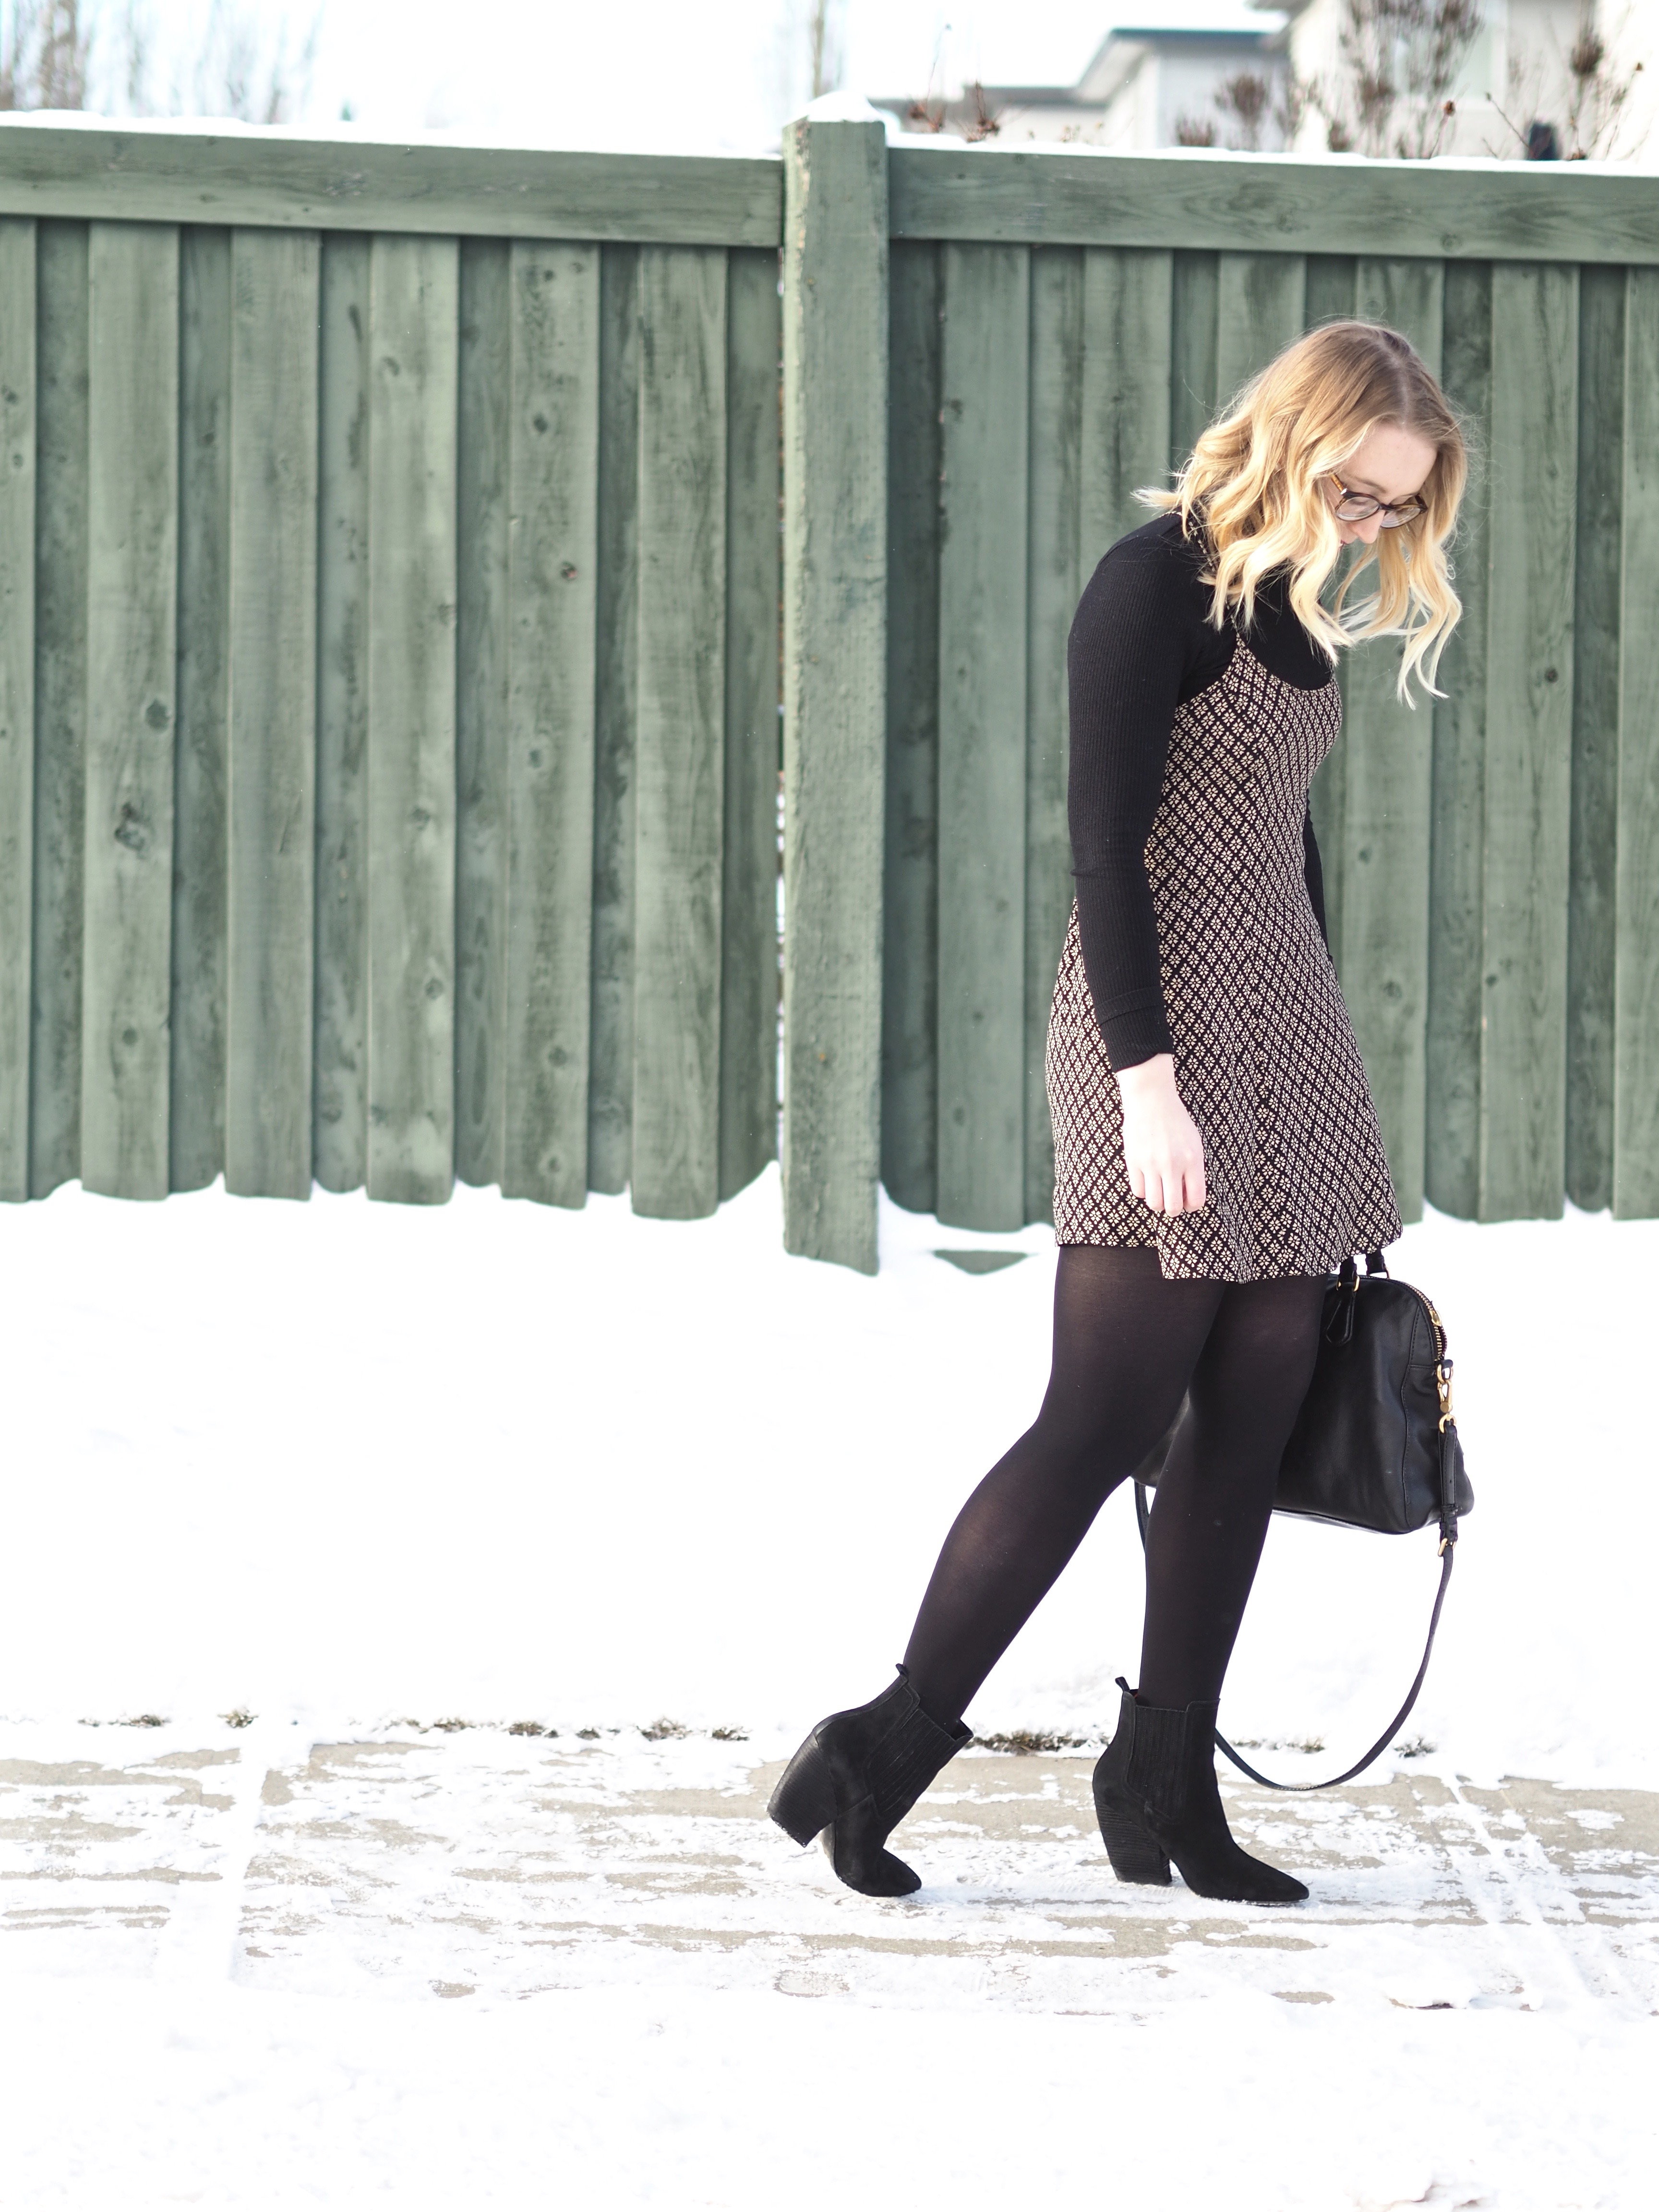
xmin=1066 ymin=532 xmax=1209 ymax=1069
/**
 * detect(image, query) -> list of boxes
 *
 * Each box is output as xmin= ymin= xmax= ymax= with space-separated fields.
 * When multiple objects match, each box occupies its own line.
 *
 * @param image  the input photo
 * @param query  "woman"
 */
xmin=770 ymin=322 xmax=1468 ymax=1906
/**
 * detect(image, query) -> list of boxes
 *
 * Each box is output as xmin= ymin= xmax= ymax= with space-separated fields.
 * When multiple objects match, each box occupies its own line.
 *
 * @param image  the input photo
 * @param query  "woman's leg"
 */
xmin=1093 ymin=1271 xmax=1328 ymax=1906
xmin=1135 ymin=1273 xmax=1327 ymax=1707
xmin=901 ymin=1244 xmax=1224 ymax=1729
xmin=770 ymin=1241 xmax=1225 ymax=1899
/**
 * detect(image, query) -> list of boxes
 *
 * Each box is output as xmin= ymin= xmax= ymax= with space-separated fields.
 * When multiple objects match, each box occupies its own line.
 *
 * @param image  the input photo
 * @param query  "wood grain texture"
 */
xmin=0 ymin=124 xmax=782 ymax=248
xmin=170 ymin=226 xmax=229 ymax=1193
xmin=889 ymin=146 xmax=1659 ymax=265
xmin=1079 ymin=246 xmax=1172 ymax=572
xmin=1426 ymin=262 xmax=1491 ymax=1218
xmin=1214 ymin=251 xmax=1305 ymax=405
xmin=455 ymin=237 xmax=510 ymax=1188
xmin=7 ymin=124 xmax=1659 ymax=265
xmin=588 ymin=244 xmax=640 ymax=1196
xmin=1024 ymin=246 xmax=1082 ymax=1226
xmin=719 ymin=246 xmax=781 ymax=1202
xmin=781 ymin=117 xmax=888 ymax=1272
xmin=633 ymin=245 xmax=726 ymax=1220
xmin=881 ymin=239 xmax=941 ymax=1215
xmin=1566 ymin=263 xmax=1623 ymax=1214
xmin=936 ymin=240 xmax=1029 ymax=1233
xmin=0 ymin=218 xmax=35 ymax=1200
xmin=1479 ymin=261 xmax=1577 ymax=1220
xmin=366 ymin=232 xmax=458 ymax=1205
xmin=1334 ymin=257 xmax=1443 ymax=1223
xmin=313 ymin=232 xmax=371 ymax=1191
xmin=1170 ymin=250 xmax=1218 ymax=472
xmin=1303 ymin=253 xmax=1357 ymax=332
xmin=502 ymin=239 xmax=599 ymax=1208
xmin=225 ymin=227 xmax=319 ymax=1199
xmin=82 ymin=221 xmax=178 ymax=1200
xmin=28 ymin=219 xmax=86 ymax=1197
xmin=1614 ymin=267 xmax=1659 ymax=1218
xmin=1303 ymin=259 xmax=1357 ymax=960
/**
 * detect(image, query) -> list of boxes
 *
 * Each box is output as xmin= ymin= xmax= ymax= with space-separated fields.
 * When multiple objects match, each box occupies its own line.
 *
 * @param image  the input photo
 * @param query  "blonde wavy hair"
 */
xmin=1142 ymin=321 xmax=1468 ymax=702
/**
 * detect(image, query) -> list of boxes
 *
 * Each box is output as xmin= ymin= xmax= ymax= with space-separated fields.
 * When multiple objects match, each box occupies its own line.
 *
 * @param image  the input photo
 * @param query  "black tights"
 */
xmin=902 ymin=1245 xmax=1326 ymax=1725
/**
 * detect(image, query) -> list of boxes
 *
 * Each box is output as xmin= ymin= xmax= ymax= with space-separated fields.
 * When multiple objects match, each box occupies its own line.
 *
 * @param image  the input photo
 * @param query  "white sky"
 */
xmin=75 ymin=0 xmax=1241 ymax=154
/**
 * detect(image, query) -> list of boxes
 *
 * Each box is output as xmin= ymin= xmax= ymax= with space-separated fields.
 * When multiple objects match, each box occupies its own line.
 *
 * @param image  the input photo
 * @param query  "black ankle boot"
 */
xmin=1092 ymin=1681 xmax=1307 ymax=1905
xmin=768 ymin=1668 xmax=972 ymax=1897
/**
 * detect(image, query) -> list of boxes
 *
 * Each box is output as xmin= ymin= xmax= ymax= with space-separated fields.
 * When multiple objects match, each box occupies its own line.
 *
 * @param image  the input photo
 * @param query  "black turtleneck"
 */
xmin=1067 ymin=510 xmax=1334 ymax=1071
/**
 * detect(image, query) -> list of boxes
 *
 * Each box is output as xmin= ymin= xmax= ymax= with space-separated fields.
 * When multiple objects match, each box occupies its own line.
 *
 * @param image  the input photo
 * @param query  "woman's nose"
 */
xmin=1355 ymin=514 xmax=1383 ymax=544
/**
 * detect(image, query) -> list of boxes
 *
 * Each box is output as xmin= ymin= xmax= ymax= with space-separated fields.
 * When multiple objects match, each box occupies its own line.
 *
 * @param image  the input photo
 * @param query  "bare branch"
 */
xmin=1214 ymin=69 xmax=1272 ymax=152
xmin=1321 ymin=0 xmax=1483 ymax=159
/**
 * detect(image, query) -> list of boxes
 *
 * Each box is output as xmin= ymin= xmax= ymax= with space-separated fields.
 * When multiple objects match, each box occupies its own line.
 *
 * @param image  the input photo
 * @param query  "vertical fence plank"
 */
xmin=0 ymin=220 xmax=35 ymax=1201
xmin=1169 ymin=250 xmax=1218 ymax=473
xmin=1304 ymin=258 xmax=1357 ymax=958
xmin=366 ymin=233 xmax=458 ymax=1205
xmin=1025 ymin=246 xmax=1082 ymax=1227
xmin=1214 ymin=251 xmax=1306 ymax=403
xmin=1427 ymin=261 xmax=1492 ymax=1219
xmin=589 ymin=245 xmax=640 ymax=1197
xmin=225 ymin=228 xmax=318 ymax=1199
xmin=634 ymin=245 xmax=726 ymax=1220
xmin=936 ymin=242 xmax=1029 ymax=1233
xmin=314 ymin=233 xmax=371 ymax=1191
xmin=1614 ymin=266 xmax=1659 ymax=1218
xmin=719 ymin=246 xmax=781 ymax=1202
xmin=881 ymin=239 xmax=940 ymax=1216
xmin=455 ymin=237 xmax=510 ymax=1188
xmin=1079 ymin=246 xmax=1172 ymax=572
xmin=1567 ymin=263 xmax=1624 ymax=1214
xmin=781 ymin=116 xmax=887 ymax=1271
xmin=502 ymin=239 xmax=599 ymax=1208
xmin=170 ymin=228 xmax=230 ymax=1193
xmin=29 ymin=220 xmax=86 ymax=1198
xmin=1303 ymin=254 xmax=1357 ymax=334
xmin=1480 ymin=261 xmax=1577 ymax=1220
xmin=82 ymin=222 xmax=178 ymax=1200
xmin=1334 ymin=257 xmax=1444 ymax=1223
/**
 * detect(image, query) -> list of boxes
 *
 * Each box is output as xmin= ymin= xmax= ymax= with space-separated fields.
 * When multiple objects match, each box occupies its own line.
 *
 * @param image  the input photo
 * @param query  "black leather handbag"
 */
xmin=1134 ymin=1250 xmax=1472 ymax=1791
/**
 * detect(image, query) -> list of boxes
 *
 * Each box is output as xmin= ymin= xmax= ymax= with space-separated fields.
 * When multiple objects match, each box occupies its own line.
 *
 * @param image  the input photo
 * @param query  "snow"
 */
xmin=2 ymin=1171 xmax=1656 ymax=2205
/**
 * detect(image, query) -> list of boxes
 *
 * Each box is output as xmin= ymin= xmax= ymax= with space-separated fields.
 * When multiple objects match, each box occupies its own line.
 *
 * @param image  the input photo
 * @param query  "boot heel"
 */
xmin=768 ymin=1736 xmax=837 ymax=1846
xmin=1093 ymin=1779 xmax=1173 ymax=1887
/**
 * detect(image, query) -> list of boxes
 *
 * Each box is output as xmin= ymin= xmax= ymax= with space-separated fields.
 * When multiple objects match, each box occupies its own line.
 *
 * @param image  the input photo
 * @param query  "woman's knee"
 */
xmin=1027 ymin=1383 xmax=1182 ymax=1492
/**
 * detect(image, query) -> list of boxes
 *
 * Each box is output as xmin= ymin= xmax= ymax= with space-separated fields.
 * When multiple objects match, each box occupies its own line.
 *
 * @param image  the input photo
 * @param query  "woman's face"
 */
xmin=1324 ymin=421 xmax=1439 ymax=545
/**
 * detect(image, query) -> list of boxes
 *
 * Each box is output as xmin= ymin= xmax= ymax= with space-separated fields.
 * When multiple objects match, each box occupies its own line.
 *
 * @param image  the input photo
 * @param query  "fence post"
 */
xmin=781 ymin=99 xmax=889 ymax=1274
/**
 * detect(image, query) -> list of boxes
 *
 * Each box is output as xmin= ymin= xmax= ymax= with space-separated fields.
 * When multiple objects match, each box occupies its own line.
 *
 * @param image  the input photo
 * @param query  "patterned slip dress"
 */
xmin=1046 ymin=631 xmax=1402 ymax=1283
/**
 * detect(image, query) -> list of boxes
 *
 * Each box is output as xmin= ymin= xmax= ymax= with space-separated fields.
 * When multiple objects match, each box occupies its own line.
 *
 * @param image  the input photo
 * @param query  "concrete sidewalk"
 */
xmin=4 ymin=1722 xmax=1655 ymax=2022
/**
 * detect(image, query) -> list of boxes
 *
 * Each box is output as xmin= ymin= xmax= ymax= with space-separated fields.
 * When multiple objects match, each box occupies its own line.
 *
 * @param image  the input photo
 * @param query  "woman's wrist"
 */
xmin=1115 ymin=1051 xmax=1178 ymax=1102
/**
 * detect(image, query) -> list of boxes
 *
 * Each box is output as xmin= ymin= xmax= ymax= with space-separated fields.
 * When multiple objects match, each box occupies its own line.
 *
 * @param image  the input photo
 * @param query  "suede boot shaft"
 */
xmin=769 ymin=1668 xmax=971 ymax=1898
xmin=1093 ymin=1682 xmax=1307 ymax=1905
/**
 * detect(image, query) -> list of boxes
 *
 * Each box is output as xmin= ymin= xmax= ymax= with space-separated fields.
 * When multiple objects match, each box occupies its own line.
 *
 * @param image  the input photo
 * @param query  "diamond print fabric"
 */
xmin=1046 ymin=637 xmax=1403 ymax=1282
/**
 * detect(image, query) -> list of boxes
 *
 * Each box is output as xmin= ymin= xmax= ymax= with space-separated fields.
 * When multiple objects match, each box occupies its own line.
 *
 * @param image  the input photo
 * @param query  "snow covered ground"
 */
xmin=2 ymin=1170 xmax=1656 ymax=2206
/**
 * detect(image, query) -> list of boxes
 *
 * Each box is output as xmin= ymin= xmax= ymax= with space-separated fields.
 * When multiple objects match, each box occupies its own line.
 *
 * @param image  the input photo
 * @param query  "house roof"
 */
xmin=875 ymin=3 xmax=1288 ymax=125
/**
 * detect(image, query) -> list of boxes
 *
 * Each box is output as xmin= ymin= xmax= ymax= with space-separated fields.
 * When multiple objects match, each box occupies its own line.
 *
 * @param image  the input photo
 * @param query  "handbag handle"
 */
xmin=1131 ymin=1420 xmax=1462 ymax=1793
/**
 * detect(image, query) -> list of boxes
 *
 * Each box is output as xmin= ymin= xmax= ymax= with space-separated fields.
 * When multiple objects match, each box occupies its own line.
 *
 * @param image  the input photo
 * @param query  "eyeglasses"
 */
xmin=1328 ymin=478 xmax=1426 ymax=527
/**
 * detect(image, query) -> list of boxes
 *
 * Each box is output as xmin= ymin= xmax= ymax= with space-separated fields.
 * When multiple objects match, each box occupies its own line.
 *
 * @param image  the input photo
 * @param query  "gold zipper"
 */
xmin=1407 ymin=1285 xmax=1455 ymax=1427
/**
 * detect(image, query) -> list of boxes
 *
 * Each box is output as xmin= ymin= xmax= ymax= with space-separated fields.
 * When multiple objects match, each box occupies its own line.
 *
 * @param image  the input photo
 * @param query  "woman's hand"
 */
xmin=1116 ymin=1053 xmax=1207 ymax=1214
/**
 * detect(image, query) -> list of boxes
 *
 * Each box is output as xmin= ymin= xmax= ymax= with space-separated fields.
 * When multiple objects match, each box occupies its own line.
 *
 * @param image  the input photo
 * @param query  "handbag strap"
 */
xmin=1130 ymin=1421 xmax=1462 ymax=1793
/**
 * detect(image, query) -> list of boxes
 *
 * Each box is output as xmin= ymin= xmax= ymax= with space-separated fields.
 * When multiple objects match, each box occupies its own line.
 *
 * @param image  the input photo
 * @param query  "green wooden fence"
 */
xmin=0 ymin=126 xmax=782 ymax=1219
xmin=1 ymin=120 xmax=1657 ymax=1272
